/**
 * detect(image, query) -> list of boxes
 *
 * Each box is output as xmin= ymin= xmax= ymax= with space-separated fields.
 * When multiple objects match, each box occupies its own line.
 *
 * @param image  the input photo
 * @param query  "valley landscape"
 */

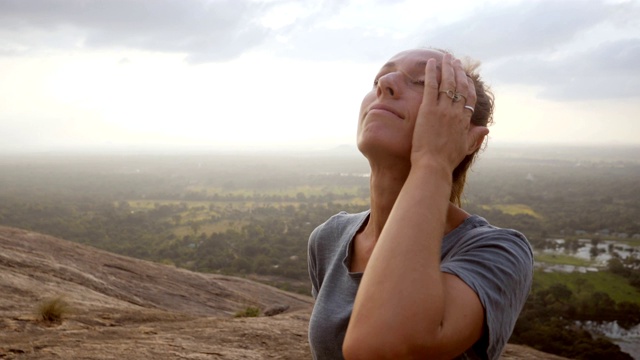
xmin=1 ymin=144 xmax=639 ymax=359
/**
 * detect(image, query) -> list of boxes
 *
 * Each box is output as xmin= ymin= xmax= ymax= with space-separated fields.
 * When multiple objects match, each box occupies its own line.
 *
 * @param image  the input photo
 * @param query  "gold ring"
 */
xmin=439 ymin=89 xmax=456 ymax=100
xmin=453 ymin=93 xmax=466 ymax=103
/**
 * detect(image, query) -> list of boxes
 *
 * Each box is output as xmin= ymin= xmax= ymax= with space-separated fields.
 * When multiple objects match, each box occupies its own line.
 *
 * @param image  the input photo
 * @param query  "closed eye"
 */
xmin=373 ymin=76 xmax=383 ymax=87
xmin=373 ymin=73 xmax=423 ymax=87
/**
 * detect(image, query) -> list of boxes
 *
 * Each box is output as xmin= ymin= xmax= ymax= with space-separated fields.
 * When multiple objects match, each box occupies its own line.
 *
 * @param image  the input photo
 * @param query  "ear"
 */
xmin=467 ymin=129 xmax=488 ymax=155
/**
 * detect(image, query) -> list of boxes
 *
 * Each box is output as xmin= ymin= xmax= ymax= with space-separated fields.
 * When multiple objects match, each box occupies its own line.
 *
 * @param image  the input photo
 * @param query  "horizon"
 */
xmin=2 ymin=138 xmax=640 ymax=153
xmin=1 ymin=141 xmax=639 ymax=166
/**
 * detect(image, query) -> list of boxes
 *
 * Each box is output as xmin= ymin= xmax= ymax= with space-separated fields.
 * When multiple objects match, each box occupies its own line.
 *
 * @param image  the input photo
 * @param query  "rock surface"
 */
xmin=0 ymin=226 xmax=569 ymax=359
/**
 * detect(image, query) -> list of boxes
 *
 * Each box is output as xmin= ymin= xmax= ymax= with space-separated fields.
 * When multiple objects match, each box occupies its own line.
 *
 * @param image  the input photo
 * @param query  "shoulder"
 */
xmin=444 ymin=215 xmax=533 ymax=265
xmin=307 ymin=210 xmax=369 ymax=297
xmin=442 ymin=215 xmax=533 ymax=295
xmin=308 ymin=210 xmax=369 ymax=275
xmin=308 ymin=210 xmax=370 ymax=248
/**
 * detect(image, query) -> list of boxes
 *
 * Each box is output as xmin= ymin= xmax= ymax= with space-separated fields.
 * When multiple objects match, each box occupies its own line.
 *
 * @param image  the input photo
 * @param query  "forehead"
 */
xmin=380 ymin=49 xmax=445 ymax=71
xmin=389 ymin=49 xmax=445 ymax=63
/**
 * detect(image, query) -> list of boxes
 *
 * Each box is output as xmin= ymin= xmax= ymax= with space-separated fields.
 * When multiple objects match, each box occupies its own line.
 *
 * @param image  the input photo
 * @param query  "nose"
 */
xmin=376 ymin=72 xmax=401 ymax=98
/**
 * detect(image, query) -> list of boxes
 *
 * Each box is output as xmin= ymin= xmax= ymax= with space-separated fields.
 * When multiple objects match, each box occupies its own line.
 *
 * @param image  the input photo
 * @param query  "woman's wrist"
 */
xmin=409 ymin=157 xmax=454 ymax=184
xmin=405 ymin=159 xmax=454 ymax=204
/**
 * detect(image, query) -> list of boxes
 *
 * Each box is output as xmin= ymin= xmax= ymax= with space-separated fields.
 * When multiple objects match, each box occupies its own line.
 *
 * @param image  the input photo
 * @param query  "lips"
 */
xmin=368 ymin=103 xmax=404 ymax=119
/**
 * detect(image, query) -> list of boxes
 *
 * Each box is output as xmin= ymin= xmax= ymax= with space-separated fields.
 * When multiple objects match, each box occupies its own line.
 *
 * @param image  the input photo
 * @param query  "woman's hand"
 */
xmin=410 ymin=53 xmax=489 ymax=173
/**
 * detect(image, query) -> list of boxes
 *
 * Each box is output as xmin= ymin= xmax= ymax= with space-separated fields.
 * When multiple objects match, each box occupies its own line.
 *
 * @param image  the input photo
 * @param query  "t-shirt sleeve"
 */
xmin=440 ymin=227 xmax=533 ymax=360
xmin=307 ymin=211 xmax=352 ymax=300
xmin=307 ymin=223 xmax=323 ymax=299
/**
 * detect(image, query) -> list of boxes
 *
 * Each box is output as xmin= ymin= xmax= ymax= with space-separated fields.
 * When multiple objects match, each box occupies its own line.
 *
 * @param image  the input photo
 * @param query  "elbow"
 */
xmin=343 ymin=326 xmax=397 ymax=360
xmin=343 ymin=334 xmax=398 ymax=360
xmin=343 ymin=328 xmax=446 ymax=360
xmin=344 ymin=345 xmax=449 ymax=360
xmin=342 ymin=331 xmax=373 ymax=360
xmin=343 ymin=342 xmax=440 ymax=360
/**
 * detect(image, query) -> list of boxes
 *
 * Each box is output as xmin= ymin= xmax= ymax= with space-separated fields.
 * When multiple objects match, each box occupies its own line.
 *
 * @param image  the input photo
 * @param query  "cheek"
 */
xmin=406 ymin=92 xmax=424 ymax=124
xmin=359 ymin=91 xmax=376 ymax=121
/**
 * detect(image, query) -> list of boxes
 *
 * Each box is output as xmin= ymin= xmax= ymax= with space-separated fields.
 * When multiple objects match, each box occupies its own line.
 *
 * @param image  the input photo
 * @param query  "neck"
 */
xmin=362 ymin=160 xmax=468 ymax=244
xmin=365 ymin=159 xmax=411 ymax=240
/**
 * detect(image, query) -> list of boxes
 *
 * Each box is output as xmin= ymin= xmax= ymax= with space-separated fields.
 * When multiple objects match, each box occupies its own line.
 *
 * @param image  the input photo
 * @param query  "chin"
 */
xmin=357 ymin=133 xmax=410 ymax=162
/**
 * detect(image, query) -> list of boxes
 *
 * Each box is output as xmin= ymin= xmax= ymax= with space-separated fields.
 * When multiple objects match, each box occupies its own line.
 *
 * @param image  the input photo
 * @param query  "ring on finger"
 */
xmin=439 ymin=89 xmax=456 ymax=100
xmin=464 ymin=105 xmax=475 ymax=114
xmin=453 ymin=93 xmax=466 ymax=103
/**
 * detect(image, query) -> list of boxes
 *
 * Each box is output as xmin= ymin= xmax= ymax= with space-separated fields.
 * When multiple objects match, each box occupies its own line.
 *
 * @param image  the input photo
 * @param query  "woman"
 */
xmin=307 ymin=48 xmax=533 ymax=360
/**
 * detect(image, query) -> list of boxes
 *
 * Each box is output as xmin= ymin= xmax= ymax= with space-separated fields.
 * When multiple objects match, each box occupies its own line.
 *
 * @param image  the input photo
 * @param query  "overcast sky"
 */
xmin=1 ymin=0 xmax=639 ymax=153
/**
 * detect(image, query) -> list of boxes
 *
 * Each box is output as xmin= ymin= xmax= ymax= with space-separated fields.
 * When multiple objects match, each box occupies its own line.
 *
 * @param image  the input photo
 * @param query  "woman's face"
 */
xmin=357 ymin=49 xmax=445 ymax=161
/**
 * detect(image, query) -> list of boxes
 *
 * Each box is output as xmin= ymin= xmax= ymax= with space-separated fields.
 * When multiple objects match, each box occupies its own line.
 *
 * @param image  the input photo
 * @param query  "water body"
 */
xmin=618 ymin=341 xmax=640 ymax=360
xmin=540 ymin=240 xmax=640 ymax=358
xmin=535 ymin=262 xmax=599 ymax=273
xmin=540 ymin=239 xmax=639 ymax=271
xmin=580 ymin=321 xmax=640 ymax=359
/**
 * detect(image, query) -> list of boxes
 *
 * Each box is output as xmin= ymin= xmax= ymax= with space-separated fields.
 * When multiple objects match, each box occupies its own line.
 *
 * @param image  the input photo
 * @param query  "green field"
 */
xmin=480 ymin=203 xmax=543 ymax=219
xmin=533 ymin=270 xmax=640 ymax=304
xmin=185 ymin=184 xmax=366 ymax=198
xmin=534 ymin=252 xmax=593 ymax=267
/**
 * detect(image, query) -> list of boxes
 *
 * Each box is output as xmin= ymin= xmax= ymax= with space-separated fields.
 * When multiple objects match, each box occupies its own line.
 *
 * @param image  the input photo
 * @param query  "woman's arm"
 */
xmin=343 ymin=55 xmax=489 ymax=359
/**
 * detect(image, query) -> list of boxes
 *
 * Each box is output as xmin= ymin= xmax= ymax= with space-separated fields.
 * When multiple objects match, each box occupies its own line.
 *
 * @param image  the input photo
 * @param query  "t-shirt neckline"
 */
xmin=342 ymin=210 xmax=485 ymax=278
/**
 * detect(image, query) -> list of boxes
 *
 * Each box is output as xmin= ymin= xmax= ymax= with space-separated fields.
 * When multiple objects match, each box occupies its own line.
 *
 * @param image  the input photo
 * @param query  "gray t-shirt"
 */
xmin=307 ymin=210 xmax=533 ymax=360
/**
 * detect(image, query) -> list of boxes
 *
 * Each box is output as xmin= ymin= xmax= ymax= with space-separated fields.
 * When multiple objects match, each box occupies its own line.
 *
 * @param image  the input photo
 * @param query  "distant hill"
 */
xmin=0 ymin=226 xmax=569 ymax=359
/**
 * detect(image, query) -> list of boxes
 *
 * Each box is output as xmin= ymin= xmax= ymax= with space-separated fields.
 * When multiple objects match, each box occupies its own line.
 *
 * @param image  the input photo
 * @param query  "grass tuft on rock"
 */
xmin=36 ymin=296 xmax=71 ymax=323
xmin=234 ymin=306 xmax=260 ymax=318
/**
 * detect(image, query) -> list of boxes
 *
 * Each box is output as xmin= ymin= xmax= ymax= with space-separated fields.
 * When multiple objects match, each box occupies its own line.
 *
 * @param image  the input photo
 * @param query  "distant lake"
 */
xmin=537 ymin=238 xmax=639 ymax=272
xmin=537 ymin=239 xmax=640 ymax=358
xmin=580 ymin=321 xmax=640 ymax=360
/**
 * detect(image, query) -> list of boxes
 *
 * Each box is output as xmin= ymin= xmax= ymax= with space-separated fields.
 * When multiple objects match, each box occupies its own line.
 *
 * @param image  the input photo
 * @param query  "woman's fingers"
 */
xmin=461 ymin=66 xmax=483 ymax=154
xmin=422 ymin=58 xmax=439 ymax=109
xmin=453 ymin=59 xmax=471 ymax=109
xmin=413 ymin=52 xmax=488 ymax=169
xmin=439 ymin=53 xmax=456 ymax=102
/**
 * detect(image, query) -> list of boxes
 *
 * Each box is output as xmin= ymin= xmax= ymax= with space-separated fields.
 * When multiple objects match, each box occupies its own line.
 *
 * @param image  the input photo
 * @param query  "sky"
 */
xmin=0 ymin=0 xmax=639 ymax=153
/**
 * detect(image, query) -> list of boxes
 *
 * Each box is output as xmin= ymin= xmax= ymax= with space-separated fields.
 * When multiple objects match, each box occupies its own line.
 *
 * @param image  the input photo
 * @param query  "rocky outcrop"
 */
xmin=0 ymin=226 xmax=569 ymax=359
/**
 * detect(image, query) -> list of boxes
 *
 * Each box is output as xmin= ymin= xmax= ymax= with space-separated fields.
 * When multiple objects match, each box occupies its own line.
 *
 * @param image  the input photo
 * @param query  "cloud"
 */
xmin=266 ymin=26 xmax=413 ymax=62
xmin=413 ymin=0 xmax=640 ymax=101
xmin=419 ymin=0 xmax=625 ymax=60
xmin=251 ymin=0 xmax=401 ymax=62
xmin=490 ymin=38 xmax=640 ymax=100
xmin=0 ymin=0 xmax=271 ymax=62
xmin=0 ymin=0 xmax=421 ymax=63
xmin=1 ymin=0 xmax=638 ymax=101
